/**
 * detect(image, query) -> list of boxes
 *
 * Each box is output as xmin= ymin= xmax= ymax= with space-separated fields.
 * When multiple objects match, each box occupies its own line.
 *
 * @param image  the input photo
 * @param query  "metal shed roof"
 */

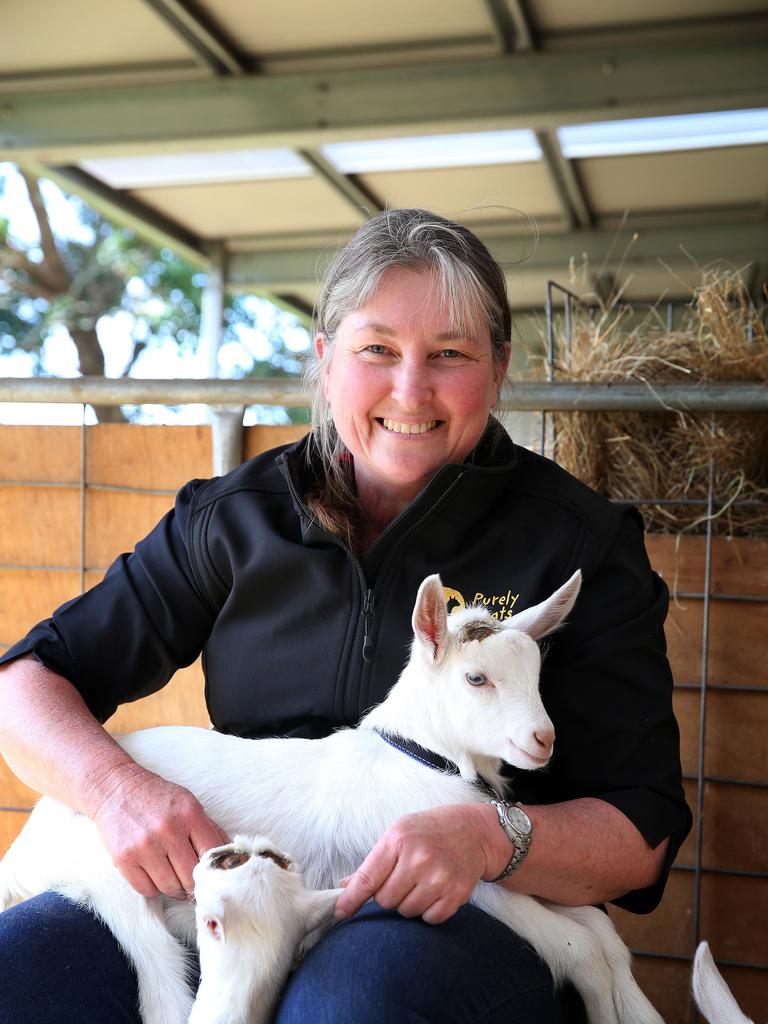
xmin=2 ymin=0 xmax=767 ymax=317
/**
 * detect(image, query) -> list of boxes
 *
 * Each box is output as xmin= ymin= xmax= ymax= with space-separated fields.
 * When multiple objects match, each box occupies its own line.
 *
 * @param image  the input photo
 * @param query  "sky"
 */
xmin=0 ymin=164 xmax=310 ymax=425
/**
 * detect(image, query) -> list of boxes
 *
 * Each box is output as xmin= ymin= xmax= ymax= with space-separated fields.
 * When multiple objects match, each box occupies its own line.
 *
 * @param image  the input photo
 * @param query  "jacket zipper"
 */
xmin=282 ymin=462 xmax=375 ymax=665
xmin=361 ymin=588 xmax=375 ymax=663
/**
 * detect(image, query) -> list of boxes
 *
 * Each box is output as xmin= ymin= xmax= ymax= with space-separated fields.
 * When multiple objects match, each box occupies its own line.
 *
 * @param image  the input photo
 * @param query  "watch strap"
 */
xmin=489 ymin=800 xmax=532 ymax=881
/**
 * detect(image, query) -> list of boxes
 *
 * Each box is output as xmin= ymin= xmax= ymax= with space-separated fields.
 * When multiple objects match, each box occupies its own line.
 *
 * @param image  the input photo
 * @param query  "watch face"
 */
xmin=505 ymin=805 xmax=532 ymax=836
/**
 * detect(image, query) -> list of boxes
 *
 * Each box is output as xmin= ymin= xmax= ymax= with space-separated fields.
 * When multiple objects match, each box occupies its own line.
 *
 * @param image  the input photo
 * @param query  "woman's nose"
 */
xmin=391 ymin=359 xmax=433 ymax=409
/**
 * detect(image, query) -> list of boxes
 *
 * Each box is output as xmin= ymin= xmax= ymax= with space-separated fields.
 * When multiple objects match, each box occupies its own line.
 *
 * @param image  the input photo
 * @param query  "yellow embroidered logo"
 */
xmin=442 ymin=587 xmax=466 ymax=613
xmin=442 ymin=586 xmax=520 ymax=620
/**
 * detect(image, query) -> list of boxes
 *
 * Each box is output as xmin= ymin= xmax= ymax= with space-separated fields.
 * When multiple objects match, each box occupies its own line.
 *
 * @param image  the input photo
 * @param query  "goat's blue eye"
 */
xmin=466 ymin=672 xmax=487 ymax=687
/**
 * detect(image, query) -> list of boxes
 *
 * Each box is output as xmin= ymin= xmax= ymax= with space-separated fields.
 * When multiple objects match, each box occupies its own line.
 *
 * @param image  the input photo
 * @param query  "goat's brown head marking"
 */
xmin=258 ymin=849 xmax=291 ymax=871
xmin=457 ymin=619 xmax=501 ymax=644
xmin=210 ymin=849 xmax=251 ymax=871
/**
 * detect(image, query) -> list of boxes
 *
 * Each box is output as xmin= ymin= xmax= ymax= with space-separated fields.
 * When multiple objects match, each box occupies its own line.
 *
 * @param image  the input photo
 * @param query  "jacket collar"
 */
xmin=276 ymin=419 xmax=520 ymax=549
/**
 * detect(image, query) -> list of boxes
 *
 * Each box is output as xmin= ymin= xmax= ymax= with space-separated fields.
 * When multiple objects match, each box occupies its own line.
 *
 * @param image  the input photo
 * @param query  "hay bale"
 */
xmin=545 ymin=270 xmax=768 ymax=535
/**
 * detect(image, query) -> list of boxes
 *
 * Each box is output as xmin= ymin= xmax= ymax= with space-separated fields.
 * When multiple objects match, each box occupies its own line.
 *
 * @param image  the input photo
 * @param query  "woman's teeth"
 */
xmin=382 ymin=419 xmax=438 ymax=434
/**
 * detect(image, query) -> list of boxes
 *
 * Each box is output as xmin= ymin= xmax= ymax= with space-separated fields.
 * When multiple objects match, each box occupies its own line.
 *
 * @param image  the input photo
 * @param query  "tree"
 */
xmin=0 ymin=167 xmax=310 ymax=423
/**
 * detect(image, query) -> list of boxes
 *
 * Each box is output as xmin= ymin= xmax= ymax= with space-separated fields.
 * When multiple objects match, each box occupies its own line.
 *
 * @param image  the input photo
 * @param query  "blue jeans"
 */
xmin=0 ymin=893 xmax=586 ymax=1023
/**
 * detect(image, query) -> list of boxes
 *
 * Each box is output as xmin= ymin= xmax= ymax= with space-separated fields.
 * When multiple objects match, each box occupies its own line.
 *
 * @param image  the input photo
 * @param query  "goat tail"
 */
xmin=693 ymin=942 xmax=753 ymax=1024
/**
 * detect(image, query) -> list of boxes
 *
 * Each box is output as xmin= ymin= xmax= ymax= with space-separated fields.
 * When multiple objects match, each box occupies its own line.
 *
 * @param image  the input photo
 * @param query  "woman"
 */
xmin=0 ymin=209 xmax=690 ymax=1023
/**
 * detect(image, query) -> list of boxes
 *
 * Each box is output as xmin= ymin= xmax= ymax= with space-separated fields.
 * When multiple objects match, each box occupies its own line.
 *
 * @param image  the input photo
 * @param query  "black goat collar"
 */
xmin=374 ymin=729 xmax=497 ymax=797
xmin=375 ymin=729 xmax=462 ymax=775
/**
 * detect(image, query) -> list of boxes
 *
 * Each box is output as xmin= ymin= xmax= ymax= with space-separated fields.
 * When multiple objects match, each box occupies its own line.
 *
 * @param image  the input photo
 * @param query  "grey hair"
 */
xmin=305 ymin=208 xmax=512 ymax=473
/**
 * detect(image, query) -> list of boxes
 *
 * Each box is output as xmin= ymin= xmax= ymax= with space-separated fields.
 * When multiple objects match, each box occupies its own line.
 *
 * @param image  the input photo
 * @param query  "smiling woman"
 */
xmin=306 ymin=208 xmax=512 ymax=549
xmin=0 ymin=208 xmax=690 ymax=1024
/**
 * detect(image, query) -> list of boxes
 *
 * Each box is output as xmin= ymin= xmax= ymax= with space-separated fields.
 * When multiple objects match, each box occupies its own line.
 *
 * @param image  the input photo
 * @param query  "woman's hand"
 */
xmin=90 ymin=762 xmax=229 ymax=899
xmin=334 ymin=803 xmax=501 ymax=925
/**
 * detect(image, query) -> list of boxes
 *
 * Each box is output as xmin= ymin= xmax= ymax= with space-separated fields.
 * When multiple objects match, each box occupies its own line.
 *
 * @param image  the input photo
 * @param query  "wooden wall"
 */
xmin=1 ymin=424 xmax=766 ymax=1021
xmin=611 ymin=534 xmax=768 ymax=1022
xmin=0 ymin=423 xmax=307 ymax=850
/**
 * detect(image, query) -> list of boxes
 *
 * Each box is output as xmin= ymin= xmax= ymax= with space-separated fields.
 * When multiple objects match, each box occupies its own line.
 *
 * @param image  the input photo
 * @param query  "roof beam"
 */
xmin=535 ymin=131 xmax=593 ymax=230
xmin=2 ymin=40 xmax=767 ymax=161
xmin=226 ymin=221 xmax=768 ymax=294
xmin=483 ymin=0 xmax=534 ymax=53
xmin=139 ymin=0 xmax=248 ymax=76
xmin=297 ymin=148 xmax=383 ymax=218
xmin=491 ymin=1 xmax=593 ymax=231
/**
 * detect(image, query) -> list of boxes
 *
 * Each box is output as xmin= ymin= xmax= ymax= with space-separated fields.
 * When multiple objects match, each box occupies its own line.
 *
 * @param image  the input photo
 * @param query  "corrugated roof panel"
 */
xmin=559 ymin=110 xmax=768 ymax=159
xmin=321 ymin=131 xmax=541 ymax=173
xmin=133 ymin=177 xmax=366 ymax=238
xmin=580 ymin=145 xmax=768 ymax=216
xmin=198 ymin=0 xmax=493 ymax=53
xmin=1 ymin=0 xmax=192 ymax=75
xmin=358 ymin=164 xmax=565 ymax=225
xmin=81 ymin=150 xmax=311 ymax=188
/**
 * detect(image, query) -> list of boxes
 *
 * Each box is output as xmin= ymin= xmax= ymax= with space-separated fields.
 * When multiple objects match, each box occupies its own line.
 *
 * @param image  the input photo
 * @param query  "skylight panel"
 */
xmin=558 ymin=109 xmax=768 ymax=158
xmin=80 ymin=150 xmax=312 ymax=188
xmin=321 ymin=131 xmax=542 ymax=173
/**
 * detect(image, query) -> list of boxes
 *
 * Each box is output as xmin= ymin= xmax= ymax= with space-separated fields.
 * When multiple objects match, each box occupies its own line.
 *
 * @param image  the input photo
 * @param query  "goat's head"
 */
xmin=193 ymin=835 xmax=341 ymax=951
xmin=410 ymin=570 xmax=581 ymax=771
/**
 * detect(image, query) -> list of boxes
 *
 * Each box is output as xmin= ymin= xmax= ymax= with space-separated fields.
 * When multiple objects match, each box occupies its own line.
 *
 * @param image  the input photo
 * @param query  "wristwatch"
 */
xmin=489 ymin=800 xmax=533 ymax=881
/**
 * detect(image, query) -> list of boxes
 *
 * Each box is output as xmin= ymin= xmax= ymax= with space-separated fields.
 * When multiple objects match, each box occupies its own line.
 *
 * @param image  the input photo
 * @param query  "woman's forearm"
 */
xmin=481 ymin=797 xmax=668 ymax=906
xmin=0 ymin=655 xmax=228 ymax=897
xmin=0 ymin=655 xmax=139 ymax=817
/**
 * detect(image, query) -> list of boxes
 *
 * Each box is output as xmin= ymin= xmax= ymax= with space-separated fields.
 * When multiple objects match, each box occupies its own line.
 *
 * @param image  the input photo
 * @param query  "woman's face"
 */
xmin=317 ymin=267 xmax=509 ymax=514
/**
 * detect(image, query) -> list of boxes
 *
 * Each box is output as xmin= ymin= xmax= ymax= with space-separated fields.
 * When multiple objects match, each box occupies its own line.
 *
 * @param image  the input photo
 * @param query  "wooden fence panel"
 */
xmin=0 ymin=423 xmax=307 ymax=854
xmin=0 ymin=425 xmax=81 ymax=484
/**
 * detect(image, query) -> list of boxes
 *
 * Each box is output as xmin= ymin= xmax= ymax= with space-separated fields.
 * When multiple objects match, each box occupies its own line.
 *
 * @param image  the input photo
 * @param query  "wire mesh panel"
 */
xmin=543 ymin=282 xmax=768 ymax=1023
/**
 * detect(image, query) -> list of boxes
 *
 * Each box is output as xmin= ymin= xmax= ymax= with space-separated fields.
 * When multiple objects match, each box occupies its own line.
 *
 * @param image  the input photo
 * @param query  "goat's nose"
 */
xmin=533 ymin=725 xmax=555 ymax=754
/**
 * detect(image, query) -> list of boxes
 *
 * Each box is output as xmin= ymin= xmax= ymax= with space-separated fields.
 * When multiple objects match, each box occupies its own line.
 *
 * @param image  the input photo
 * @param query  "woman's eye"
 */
xmin=364 ymin=344 xmax=390 ymax=356
xmin=466 ymin=672 xmax=487 ymax=687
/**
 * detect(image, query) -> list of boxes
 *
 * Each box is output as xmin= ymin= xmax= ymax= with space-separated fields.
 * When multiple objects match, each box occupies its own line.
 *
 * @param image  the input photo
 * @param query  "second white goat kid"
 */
xmin=187 ymin=835 xmax=341 ymax=1024
xmin=0 ymin=570 xmax=663 ymax=1024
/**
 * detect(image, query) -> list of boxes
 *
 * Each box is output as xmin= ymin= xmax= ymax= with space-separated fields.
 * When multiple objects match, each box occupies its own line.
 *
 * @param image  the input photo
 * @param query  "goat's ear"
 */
xmin=203 ymin=913 xmax=226 ymax=943
xmin=302 ymin=887 xmax=344 ymax=935
xmin=412 ymin=574 xmax=449 ymax=663
xmin=197 ymin=894 xmax=228 ymax=942
xmin=506 ymin=570 xmax=582 ymax=640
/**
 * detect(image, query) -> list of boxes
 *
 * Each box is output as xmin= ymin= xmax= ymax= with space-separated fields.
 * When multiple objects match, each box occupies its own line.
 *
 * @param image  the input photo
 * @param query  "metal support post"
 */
xmin=201 ymin=244 xmax=245 ymax=476
xmin=210 ymin=405 xmax=246 ymax=477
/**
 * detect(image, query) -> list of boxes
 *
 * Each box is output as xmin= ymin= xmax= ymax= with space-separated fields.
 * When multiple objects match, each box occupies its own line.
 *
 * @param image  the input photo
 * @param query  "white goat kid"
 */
xmin=188 ymin=835 xmax=341 ymax=1024
xmin=0 ymin=570 xmax=662 ymax=1024
xmin=692 ymin=942 xmax=755 ymax=1024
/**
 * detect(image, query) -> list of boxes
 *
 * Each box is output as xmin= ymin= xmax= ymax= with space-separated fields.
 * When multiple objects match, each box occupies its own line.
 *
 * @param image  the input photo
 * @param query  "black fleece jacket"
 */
xmin=0 ymin=425 xmax=691 ymax=912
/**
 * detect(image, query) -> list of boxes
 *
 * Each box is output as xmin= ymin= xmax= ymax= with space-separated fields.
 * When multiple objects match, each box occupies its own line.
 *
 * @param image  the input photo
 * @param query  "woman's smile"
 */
xmin=378 ymin=418 xmax=441 ymax=435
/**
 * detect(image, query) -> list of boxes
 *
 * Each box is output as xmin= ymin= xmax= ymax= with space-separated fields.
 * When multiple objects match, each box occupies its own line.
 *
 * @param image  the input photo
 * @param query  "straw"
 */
xmin=540 ymin=269 xmax=768 ymax=535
